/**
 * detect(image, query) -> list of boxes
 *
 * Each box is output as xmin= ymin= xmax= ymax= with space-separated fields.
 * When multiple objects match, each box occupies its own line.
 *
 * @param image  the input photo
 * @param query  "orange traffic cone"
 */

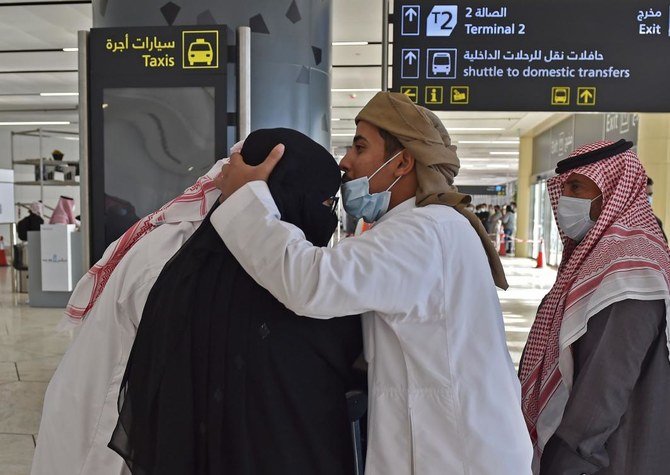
xmin=498 ymin=229 xmax=506 ymax=257
xmin=0 ymin=236 xmax=7 ymax=267
xmin=535 ymin=238 xmax=544 ymax=268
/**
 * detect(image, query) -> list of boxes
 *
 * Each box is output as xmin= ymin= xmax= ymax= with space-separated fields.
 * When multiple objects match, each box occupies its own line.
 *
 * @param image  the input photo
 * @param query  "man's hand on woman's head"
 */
xmin=215 ymin=143 xmax=285 ymax=203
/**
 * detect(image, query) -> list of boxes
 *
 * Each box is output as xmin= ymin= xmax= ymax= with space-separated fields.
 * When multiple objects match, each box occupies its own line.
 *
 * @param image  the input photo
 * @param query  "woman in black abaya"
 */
xmin=109 ymin=128 xmax=362 ymax=475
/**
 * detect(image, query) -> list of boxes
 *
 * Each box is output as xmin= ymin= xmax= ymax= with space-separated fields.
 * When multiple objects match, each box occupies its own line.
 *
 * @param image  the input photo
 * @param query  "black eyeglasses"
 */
xmin=324 ymin=195 xmax=339 ymax=214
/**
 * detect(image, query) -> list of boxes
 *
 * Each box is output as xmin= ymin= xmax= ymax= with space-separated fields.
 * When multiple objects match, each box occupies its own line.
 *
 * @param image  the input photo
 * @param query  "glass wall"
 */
xmin=101 ymin=86 xmax=215 ymax=246
xmin=530 ymin=180 xmax=563 ymax=267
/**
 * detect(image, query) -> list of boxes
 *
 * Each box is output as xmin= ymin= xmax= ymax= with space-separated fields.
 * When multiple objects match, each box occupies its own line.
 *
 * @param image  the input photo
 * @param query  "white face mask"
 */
xmin=557 ymin=194 xmax=601 ymax=242
xmin=648 ymin=195 xmax=653 ymax=206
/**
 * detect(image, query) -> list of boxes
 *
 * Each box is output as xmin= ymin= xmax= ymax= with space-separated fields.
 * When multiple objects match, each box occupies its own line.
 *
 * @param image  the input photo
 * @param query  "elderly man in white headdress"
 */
xmin=210 ymin=91 xmax=532 ymax=474
xmin=31 ymin=143 xmax=241 ymax=475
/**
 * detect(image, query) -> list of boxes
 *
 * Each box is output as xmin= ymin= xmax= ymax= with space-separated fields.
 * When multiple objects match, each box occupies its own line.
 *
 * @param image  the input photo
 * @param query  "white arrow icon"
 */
xmin=405 ymin=8 xmax=417 ymax=21
xmin=401 ymin=49 xmax=420 ymax=78
xmin=404 ymin=51 xmax=417 ymax=64
xmin=401 ymin=5 xmax=421 ymax=36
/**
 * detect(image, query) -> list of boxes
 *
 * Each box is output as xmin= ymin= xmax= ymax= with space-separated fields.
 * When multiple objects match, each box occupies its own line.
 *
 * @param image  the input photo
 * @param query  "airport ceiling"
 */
xmin=0 ymin=0 xmax=562 ymax=185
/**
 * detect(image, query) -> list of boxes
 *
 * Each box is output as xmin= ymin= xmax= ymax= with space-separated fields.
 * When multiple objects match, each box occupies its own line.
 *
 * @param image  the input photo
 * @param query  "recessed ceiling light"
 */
xmin=456 ymin=140 xmax=519 ymax=145
xmin=62 ymin=48 xmax=79 ymax=52
xmin=489 ymin=151 xmax=519 ymax=155
xmin=0 ymin=121 xmax=71 ymax=126
xmin=332 ymin=41 xmax=369 ymax=46
xmin=447 ymin=127 xmax=505 ymax=131
xmin=332 ymin=133 xmax=355 ymax=137
xmin=331 ymin=88 xmax=381 ymax=92
xmin=459 ymin=158 xmax=495 ymax=161
xmin=40 ymin=92 xmax=79 ymax=97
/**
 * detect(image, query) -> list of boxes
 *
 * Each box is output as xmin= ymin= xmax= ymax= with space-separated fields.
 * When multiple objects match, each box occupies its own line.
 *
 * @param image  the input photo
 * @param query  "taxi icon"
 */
xmin=188 ymin=38 xmax=213 ymax=66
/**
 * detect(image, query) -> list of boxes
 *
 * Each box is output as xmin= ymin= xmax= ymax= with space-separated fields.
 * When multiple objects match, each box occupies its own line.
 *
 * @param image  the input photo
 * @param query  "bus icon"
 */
xmin=551 ymin=87 xmax=570 ymax=106
xmin=427 ymin=49 xmax=457 ymax=79
xmin=432 ymin=52 xmax=451 ymax=75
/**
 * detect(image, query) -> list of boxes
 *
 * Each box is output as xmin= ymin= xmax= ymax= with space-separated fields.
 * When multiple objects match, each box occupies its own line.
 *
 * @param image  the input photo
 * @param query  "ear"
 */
xmin=394 ymin=150 xmax=415 ymax=177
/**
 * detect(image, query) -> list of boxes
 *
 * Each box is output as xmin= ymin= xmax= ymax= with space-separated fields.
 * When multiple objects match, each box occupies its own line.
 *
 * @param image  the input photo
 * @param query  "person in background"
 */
xmin=502 ymin=205 xmax=516 ymax=254
xmin=487 ymin=204 xmax=502 ymax=234
xmin=520 ymin=140 xmax=670 ymax=474
xmin=475 ymin=203 xmax=490 ymax=230
xmin=17 ymin=202 xmax=44 ymax=241
xmin=210 ymin=91 xmax=532 ymax=474
xmin=49 ymin=196 xmax=77 ymax=225
xmin=646 ymin=176 xmax=667 ymax=242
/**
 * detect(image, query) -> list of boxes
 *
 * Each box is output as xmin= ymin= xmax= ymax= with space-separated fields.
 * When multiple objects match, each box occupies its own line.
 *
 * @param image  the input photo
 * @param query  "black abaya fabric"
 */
xmin=109 ymin=128 xmax=362 ymax=475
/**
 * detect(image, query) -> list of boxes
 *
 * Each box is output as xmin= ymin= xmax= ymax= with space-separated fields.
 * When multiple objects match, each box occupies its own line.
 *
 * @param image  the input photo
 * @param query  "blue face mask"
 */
xmin=341 ymin=150 xmax=404 ymax=223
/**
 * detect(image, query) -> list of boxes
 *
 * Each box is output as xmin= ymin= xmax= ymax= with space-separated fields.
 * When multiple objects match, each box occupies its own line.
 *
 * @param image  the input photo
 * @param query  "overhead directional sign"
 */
xmin=392 ymin=1 xmax=670 ymax=111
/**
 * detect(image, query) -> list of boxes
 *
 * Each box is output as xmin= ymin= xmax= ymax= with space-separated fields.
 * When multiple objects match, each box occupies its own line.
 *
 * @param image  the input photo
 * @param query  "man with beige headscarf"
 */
xmin=211 ymin=92 xmax=532 ymax=474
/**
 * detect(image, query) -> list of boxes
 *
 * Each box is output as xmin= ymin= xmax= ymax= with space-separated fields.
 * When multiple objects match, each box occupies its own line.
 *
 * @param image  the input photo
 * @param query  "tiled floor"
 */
xmin=0 ymin=257 xmax=556 ymax=475
xmin=498 ymin=256 xmax=558 ymax=367
xmin=0 ymin=267 xmax=73 ymax=475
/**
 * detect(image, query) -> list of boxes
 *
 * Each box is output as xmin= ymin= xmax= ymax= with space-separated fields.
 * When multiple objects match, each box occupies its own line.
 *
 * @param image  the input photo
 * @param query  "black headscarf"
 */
xmin=109 ymin=128 xmax=361 ymax=475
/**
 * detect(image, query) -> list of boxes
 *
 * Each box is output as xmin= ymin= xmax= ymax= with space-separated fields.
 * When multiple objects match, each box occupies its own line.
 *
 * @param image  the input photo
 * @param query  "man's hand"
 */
xmin=214 ymin=143 xmax=285 ymax=202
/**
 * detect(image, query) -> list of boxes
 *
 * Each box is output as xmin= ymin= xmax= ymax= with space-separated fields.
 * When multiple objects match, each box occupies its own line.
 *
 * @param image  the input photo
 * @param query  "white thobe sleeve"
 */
xmin=210 ymin=181 xmax=443 ymax=319
xmin=117 ymin=276 xmax=162 ymax=329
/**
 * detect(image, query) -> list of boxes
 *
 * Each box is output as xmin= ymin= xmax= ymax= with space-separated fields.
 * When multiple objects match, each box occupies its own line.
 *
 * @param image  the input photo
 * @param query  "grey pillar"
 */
xmin=92 ymin=0 xmax=332 ymax=149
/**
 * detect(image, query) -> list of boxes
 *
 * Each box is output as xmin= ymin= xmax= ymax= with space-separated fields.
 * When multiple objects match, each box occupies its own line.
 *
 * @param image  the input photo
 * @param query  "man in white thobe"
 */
xmin=211 ymin=92 xmax=532 ymax=474
xmin=31 ymin=154 xmax=232 ymax=475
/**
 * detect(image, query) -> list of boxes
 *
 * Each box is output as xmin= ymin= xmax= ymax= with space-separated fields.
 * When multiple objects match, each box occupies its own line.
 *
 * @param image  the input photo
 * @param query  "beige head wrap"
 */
xmin=356 ymin=92 xmax=508 ymax=289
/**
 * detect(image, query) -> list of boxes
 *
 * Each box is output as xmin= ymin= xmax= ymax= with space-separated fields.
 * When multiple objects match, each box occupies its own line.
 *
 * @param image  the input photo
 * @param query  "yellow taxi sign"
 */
xmin=182 ymin=30 xmax=219 ymax=69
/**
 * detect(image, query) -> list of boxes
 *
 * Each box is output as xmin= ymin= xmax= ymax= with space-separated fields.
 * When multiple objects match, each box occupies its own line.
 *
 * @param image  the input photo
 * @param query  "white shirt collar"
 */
xmin=377 ymin=196 xmax=416 ymax=224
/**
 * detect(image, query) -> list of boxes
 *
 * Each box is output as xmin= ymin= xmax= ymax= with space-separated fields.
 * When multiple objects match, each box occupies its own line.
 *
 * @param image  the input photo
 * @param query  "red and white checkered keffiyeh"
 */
xmin=63 ymin=143 xmax=242 ymax=325
xmin=519 ymin=141 xmax=670 ymax=463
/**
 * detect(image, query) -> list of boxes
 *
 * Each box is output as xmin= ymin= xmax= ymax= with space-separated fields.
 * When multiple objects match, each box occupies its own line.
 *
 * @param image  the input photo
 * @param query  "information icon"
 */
xmin=425 ymin=86 xmax=444 ymax=104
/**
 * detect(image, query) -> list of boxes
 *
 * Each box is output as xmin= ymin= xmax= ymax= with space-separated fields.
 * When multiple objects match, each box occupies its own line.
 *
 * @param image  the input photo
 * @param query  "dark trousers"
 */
xmin=504 ymin=229 xmax=514 ymax=253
